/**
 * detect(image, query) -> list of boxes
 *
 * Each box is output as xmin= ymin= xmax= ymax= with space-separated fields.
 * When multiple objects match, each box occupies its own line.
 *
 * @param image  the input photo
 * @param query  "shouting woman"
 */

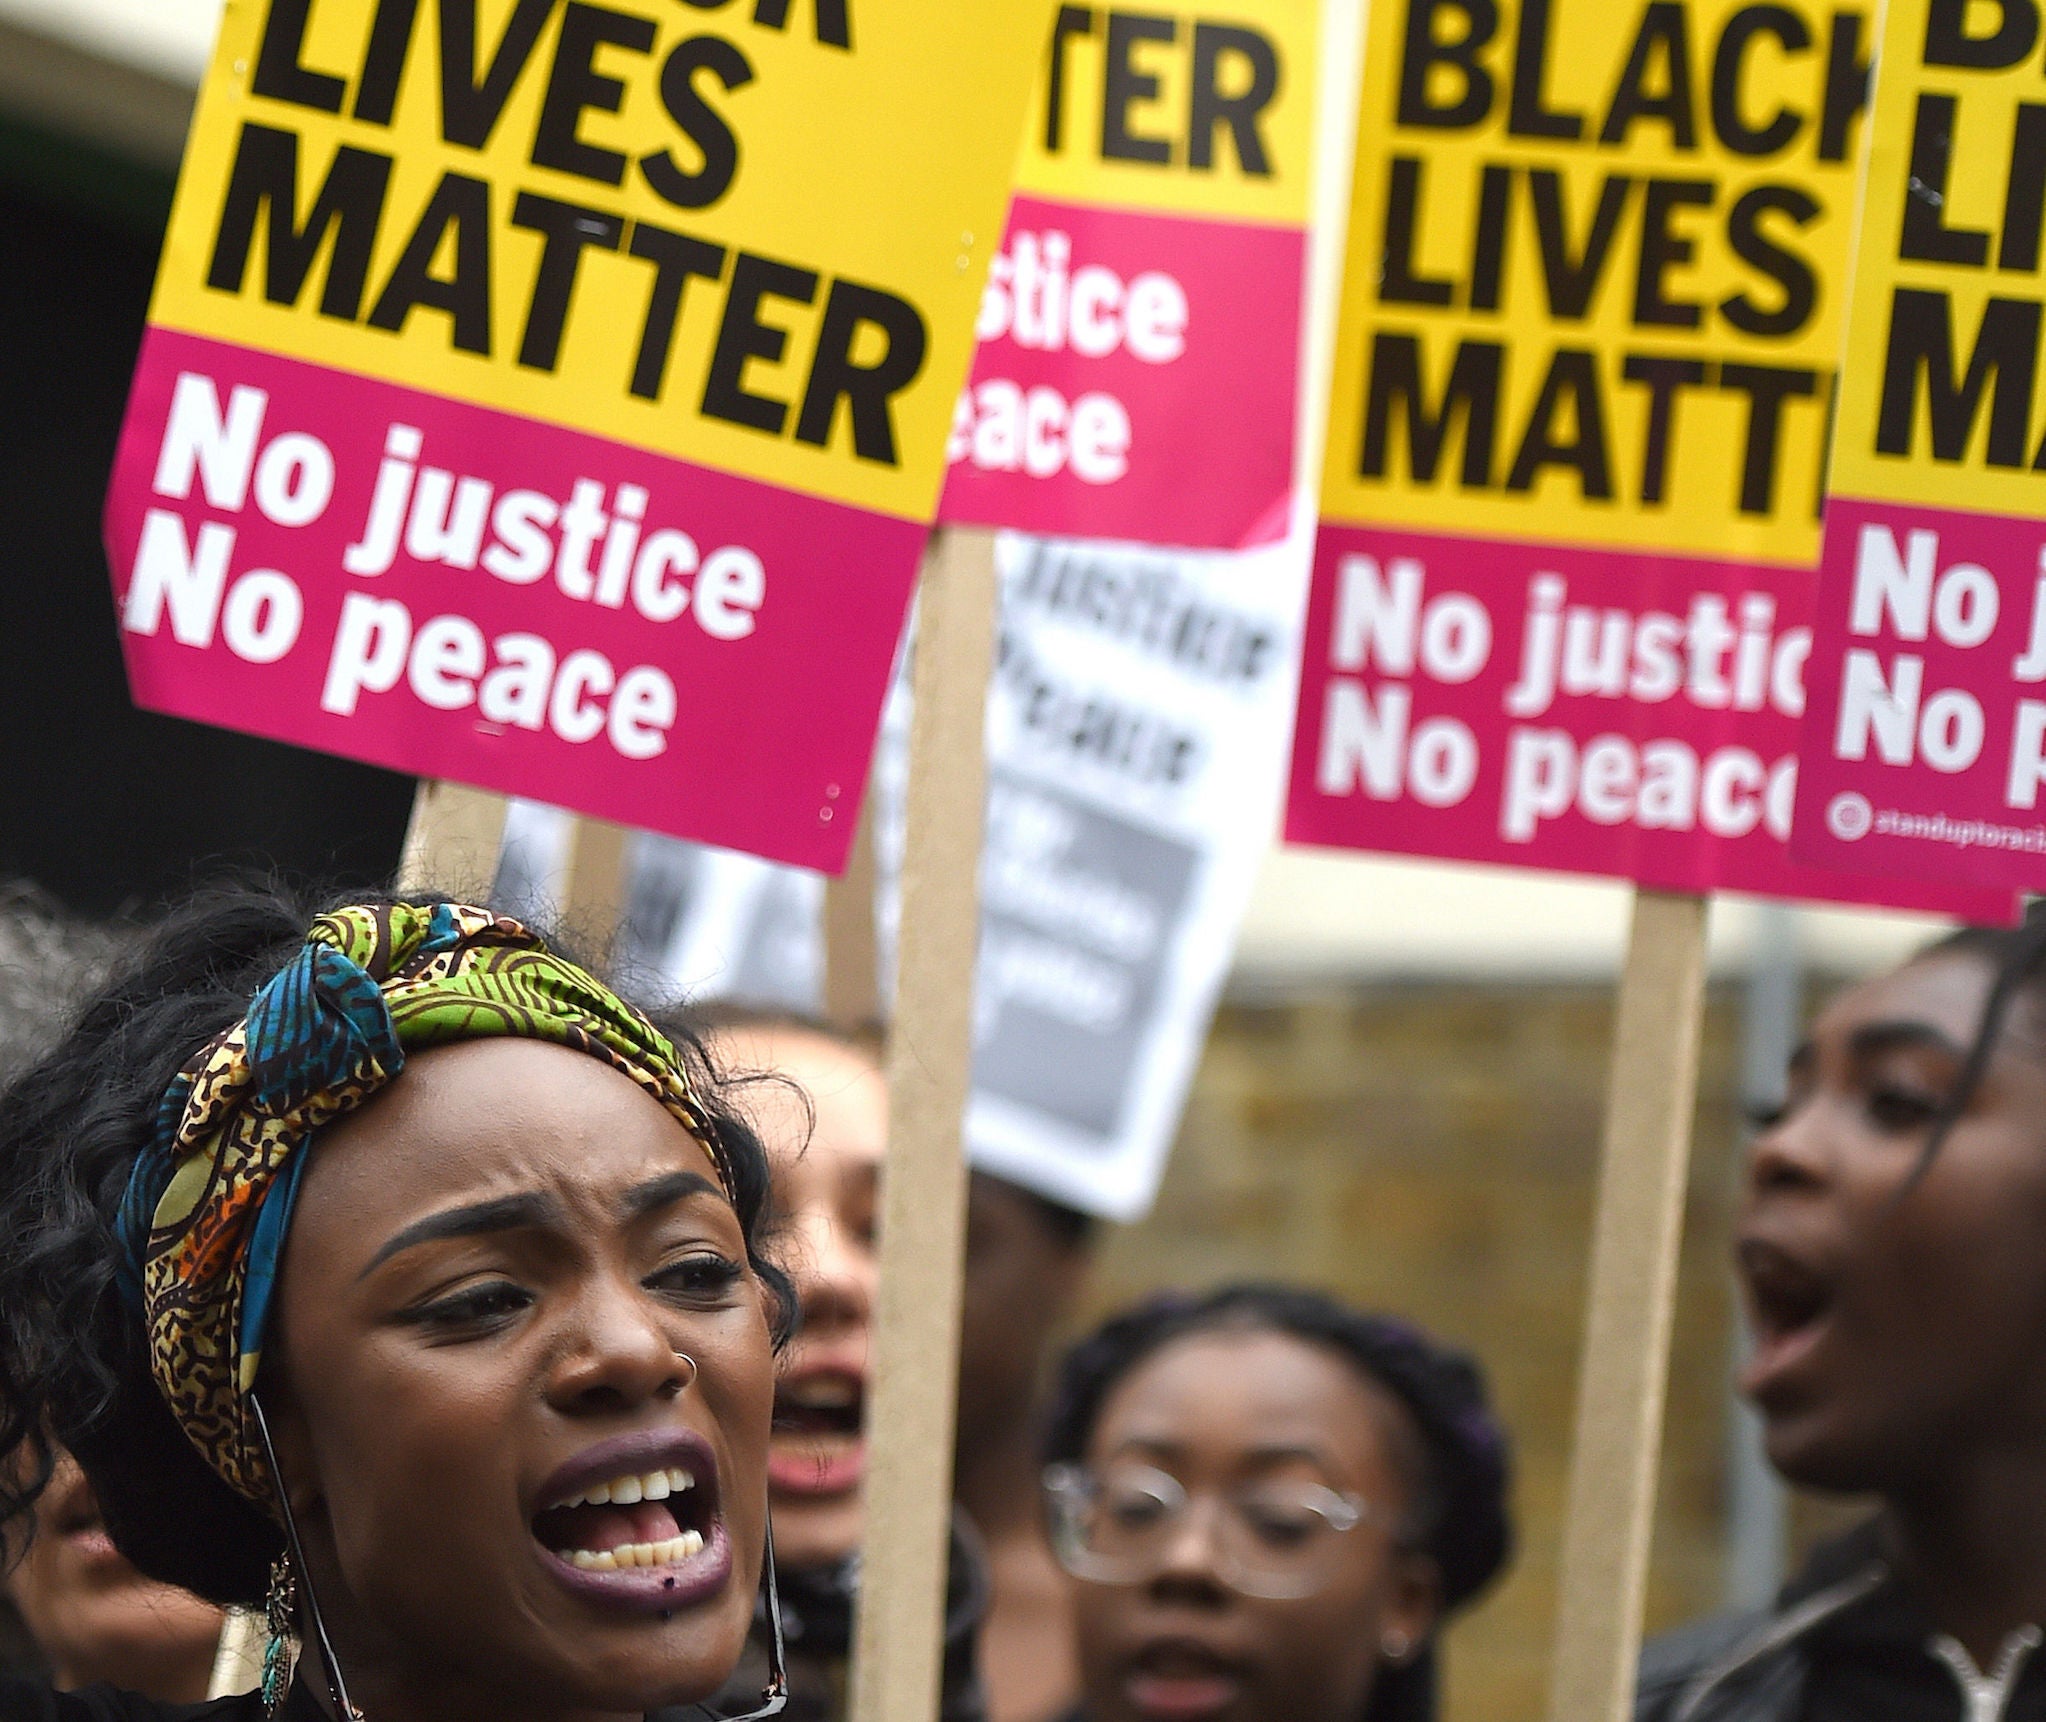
xmin=1640 ymin=916 xmax=2046 ymax=1722
xmin=0 ymin=889 xmax=792 ymax=1722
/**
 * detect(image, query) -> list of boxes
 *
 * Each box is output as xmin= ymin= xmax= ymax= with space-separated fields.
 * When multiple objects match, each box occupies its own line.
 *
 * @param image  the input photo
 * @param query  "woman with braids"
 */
xmin=1637 ymin=916 xmax=2046 ymax=1722
xmin=0 ymin=885 xmax=794 ymax=1722
xmin=1039 ymin=1284 xmax=1511 ymax=1722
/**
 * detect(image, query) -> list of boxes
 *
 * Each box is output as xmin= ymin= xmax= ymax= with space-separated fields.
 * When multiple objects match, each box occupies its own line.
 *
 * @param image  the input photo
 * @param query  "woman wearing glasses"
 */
xmin=1040 ymin=1285 xmax=1511 ymax=1722
xmin=0 ymin=888 xmax=792 ymax=1722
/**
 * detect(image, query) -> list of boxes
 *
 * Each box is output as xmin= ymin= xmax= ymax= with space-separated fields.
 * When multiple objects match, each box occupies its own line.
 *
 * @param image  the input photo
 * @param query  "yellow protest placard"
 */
xmin=1789 ymin=0 xmax=2046 ymax=895
xmin=941 ymin=0 xmax=1322 ymax=546
xmin=1824 ymin=0 xmax=2046 ymax=512
xmin=1284 ymin=0 xmax=2011 ymax=913
xmin=150 ymin=0 xmax=1053 ymax=523
xmin=1014 ymin=1 xmax=1319 ymax=226
xmin=105 ymin=0 xmax=1058 ymax=873
xmin=1319 ymin=0 xmax=1869 ymax=565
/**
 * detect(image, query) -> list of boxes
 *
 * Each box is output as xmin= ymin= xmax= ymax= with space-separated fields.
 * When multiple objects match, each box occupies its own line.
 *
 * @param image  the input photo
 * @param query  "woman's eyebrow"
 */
xmin=1848 ymin=1020 xmax=1967 ymax=1063
xmin=618 ymin=1169 xmax=725 ymax=1220
xmin=359 ymin=1192 xmax=565 ymax=1278
xmin=1243 ymin=1442 xmax=1333 ymax=1467
xmin=1110 ymin=1435 xmax=1185 ymax=1460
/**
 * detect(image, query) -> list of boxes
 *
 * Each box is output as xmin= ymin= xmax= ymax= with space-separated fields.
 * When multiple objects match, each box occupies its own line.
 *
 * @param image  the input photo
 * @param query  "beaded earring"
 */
xmin=261 ymin=1554 xmax=299 ymax=1718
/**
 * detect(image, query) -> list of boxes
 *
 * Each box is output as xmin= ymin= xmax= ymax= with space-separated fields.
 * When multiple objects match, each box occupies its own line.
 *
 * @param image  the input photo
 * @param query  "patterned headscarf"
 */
xmin=115 ymin=901 xmax=730 ymax=1509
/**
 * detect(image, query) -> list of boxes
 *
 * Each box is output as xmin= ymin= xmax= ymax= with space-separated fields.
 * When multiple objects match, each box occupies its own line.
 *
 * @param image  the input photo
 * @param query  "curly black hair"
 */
xmin=0 ymin=878 xmax=794 ymax=1610
xmin=1043 ymin=1283 xmax=1512 ymax=1722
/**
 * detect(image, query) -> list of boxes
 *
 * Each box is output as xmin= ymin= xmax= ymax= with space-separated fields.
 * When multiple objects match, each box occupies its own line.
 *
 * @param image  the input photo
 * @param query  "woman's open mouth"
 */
xmin=1123 ymin=1639 xmax=1248 ymax=1722
xmin=1738 ymin=1237 xmax=1836 ymax=1395
xmin=768 ymin=1366 xmax=865 ymax=1498
xmin=532 ymin=1433 xmax=731 ymax=1615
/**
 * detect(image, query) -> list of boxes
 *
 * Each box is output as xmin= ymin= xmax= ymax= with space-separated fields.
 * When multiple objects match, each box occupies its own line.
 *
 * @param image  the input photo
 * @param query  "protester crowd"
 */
xmin=0 ymin=880 xmax=2036 ymax=1722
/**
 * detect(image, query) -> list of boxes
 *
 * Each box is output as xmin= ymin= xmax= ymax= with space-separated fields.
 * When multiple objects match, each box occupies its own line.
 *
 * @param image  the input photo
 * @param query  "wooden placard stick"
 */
xmin=561 ymin=816 xmax=632 ymax=950
xmin=848 ymin=526 xmax=1000 ymax=1722
xmin=394 ymin=780 xmax=509 ymax=897
xmin=822 ymin=779 xmax=880 ymax=1032
xmin=1545 ymin=887 xmax=1711 ymax=1722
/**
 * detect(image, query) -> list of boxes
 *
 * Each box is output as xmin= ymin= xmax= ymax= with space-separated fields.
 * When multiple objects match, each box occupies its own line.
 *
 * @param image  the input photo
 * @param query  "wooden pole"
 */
xmin=1545 ymin=887 xmax=1711 ymax=1722
xmin=561 ymin=816 xmax=632 ymax=948
xmin=821 ymin=783 xmax=880 ymax=1031
xmin=847 ymin=526 xmax=999 ymax=1722
xmin=393 ymin=780 xmax=508 ymax=896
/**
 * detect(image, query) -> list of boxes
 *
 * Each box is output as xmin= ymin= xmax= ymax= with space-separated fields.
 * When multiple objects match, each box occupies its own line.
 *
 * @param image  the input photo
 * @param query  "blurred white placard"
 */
xmin=500 ymin=519 xmax=1310 ymax=1222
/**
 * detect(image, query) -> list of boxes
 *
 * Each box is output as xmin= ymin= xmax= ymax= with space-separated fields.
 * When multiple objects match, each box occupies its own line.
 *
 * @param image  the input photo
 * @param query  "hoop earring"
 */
xmin=251 ymin=1393 xmax=365 ymax=1722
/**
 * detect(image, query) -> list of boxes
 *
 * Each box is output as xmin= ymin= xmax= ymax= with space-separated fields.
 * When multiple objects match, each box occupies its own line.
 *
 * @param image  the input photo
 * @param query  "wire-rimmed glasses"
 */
xmin=1043 ymin=1460 xmax=1370 ymax=1601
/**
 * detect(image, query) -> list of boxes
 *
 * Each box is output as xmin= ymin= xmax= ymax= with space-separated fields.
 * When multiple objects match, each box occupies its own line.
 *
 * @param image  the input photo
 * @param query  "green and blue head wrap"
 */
xmin=115 ymin=901 xmax=729 ymax=1510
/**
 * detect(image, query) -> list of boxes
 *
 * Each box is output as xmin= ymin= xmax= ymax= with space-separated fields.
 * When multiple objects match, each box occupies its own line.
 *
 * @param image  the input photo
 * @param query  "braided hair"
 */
xmin=1043 ymin=1283 xmax=1512 ymax=1722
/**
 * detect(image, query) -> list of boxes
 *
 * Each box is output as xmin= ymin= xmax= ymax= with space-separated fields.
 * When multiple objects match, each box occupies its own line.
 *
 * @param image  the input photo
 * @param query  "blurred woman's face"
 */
xmin=4 ymin=1453 xmax=222 ymax=1701
xmin=269 ymin=1038 xmax=777 ymax=1722
xmin=1740 ymin=950 xmax=2046 ymax=1494
xmin=722 ymin=1027 xmax=885 ymax=1571
xmin=1069 ymin=1328 xmax=1438 ymax=1722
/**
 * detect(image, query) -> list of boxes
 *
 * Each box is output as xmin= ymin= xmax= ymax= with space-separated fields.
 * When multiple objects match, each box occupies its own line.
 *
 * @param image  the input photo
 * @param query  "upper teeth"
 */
xmin=555 ymin=1466 xmax=695 ymax=1509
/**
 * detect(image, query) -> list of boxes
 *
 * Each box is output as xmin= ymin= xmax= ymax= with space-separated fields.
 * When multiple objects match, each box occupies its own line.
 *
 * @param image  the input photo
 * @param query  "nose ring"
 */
xmin=674 ymin=1351 xmax=699 ymax=1390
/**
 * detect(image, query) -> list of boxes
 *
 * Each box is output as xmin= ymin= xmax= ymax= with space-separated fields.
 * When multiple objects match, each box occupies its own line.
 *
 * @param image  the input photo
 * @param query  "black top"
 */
xmin=0 ymin=1684 xmax=716 ymax=1722
xmin=1637 ymin=1521 xmax=2046 ymax=1722
xmin=0 ymin=1685 xmax=267 ymax=1722
xmin=1801 ymin=1572 xmax=2046 ymax=1722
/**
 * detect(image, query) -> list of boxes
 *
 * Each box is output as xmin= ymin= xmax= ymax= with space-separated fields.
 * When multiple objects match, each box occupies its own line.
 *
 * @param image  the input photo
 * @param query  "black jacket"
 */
xmin=1636 ymin=1522 xmax=2046 ymax=1722
xmin=0 ymin=1688 xmax=267 ymax=1722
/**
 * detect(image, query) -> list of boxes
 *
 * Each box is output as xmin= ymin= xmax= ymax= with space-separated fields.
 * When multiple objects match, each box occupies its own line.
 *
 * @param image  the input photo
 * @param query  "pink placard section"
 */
xmin=1286 ymin=523 xmax=2015 ymax=918
xmin=1792 ymin=497 xmax=2046 ymax=895
xmin=104 ymin=327 xmax=921 ymax=873
xmin=938 ymin=192 xmax=1301 ymax=550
